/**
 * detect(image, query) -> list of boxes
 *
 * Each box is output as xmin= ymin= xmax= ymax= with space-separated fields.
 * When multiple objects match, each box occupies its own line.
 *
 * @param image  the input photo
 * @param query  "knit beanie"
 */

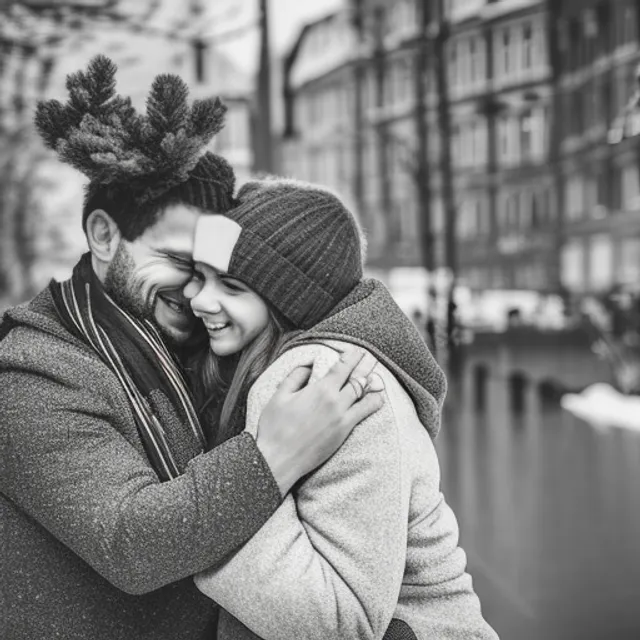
xmin=192 ymin=178 xmax=364 ymax=329
xmin=155 ymin=151 xmax=235 ymax=214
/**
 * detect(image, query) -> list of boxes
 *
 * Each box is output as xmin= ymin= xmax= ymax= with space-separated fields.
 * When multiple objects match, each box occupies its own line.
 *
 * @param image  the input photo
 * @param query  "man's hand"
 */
xmin=255 ymin=349 xmax=384 ymax=496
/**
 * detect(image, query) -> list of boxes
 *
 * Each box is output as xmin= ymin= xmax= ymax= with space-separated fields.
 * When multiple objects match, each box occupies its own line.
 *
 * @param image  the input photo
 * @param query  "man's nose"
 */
xmin=183 ymin=278 xmax=203 ymax=300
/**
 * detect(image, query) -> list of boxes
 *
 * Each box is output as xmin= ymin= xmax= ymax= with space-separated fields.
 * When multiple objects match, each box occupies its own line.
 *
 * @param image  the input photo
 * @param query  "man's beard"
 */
xmin=103 ymin=242 xmax=203 ymax=352
xmin=104 ymin=242 xmax=154 ymax=322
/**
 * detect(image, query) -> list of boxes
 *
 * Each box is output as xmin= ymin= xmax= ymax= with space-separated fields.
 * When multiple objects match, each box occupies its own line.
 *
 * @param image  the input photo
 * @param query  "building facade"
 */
xmin=283 ymin=0 xmax=557 ymax=292
xmin=282 ymin=3 xmax=428 ymax=276
xmin=281 ymin=0 xmax=640 ymax=300
xmin=555 ymin=0 xmax=640 ymax=297
xmin=281 ymin=12 xmax=361 ymax=233
xmin=454 ymin=0 xmax=555 ymax=292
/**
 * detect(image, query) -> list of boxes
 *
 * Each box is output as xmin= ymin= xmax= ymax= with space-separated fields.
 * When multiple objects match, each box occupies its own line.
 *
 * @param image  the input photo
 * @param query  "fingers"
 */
xmin=278 ymin=365 xmax=312 ymax=394
xmin=322 ymin=348 xmax=366 ymax=389
xmin=343 ymin=390 xmax=384 ymax=428
xmin=347 ymin=348 xmax=378 ymax=382
xmin=365 ymin=372 xmax=385 ymax=393
xmin=345 ymin=376 xmax=369 ymax=402
xmin=338 ymin=371 xmax=384 ymax=414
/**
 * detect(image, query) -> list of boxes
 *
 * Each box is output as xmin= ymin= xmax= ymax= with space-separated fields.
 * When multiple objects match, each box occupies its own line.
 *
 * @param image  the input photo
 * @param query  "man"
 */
xmin=0 ymin=56 xmax=381 ymax=639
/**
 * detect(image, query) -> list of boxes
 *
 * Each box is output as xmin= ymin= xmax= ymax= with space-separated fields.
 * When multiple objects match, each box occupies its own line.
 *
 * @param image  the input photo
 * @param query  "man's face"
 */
xmin=104 ymin=203 xmax=202 ymax=345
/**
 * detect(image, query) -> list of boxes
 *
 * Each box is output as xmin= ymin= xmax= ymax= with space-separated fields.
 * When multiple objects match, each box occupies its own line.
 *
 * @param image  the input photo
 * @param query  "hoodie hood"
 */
xmin=285 ymin=279 xmax=447 ymax=439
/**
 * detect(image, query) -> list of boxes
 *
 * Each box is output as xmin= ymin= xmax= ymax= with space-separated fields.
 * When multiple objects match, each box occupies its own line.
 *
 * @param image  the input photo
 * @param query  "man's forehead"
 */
xmin=145 ymin=203 xmax=203 ymax=253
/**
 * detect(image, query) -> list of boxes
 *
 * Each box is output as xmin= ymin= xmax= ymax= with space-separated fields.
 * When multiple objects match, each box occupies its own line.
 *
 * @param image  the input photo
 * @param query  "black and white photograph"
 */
xmin=2 ymin=1 xmax=640 ymax=639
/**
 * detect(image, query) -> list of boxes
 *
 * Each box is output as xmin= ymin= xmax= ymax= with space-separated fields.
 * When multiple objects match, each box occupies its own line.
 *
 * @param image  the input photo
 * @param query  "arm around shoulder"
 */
xmin=0 ymin=353 xmax=282 ymax=595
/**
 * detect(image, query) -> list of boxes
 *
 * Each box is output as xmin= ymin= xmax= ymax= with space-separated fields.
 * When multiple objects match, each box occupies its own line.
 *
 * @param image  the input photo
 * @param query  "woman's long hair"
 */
xmin=189 ymin=306 xmax=298 ymax=447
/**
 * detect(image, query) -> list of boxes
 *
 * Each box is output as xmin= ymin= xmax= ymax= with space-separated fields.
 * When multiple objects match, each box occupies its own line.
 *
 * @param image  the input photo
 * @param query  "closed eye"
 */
xmin=168 ymin=255 xmax=194 ymax=270
xmin=221 ymin=277 xmax=246 ymax=292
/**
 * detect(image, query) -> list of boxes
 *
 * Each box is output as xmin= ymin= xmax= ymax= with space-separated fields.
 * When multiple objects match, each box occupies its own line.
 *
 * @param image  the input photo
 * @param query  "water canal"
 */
xmin=438 ymin=368 xmax=640 ymax=639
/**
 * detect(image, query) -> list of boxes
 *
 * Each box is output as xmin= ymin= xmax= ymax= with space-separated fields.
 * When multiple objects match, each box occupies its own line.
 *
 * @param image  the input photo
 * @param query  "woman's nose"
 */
xmin=188 ymin=286 xmax=222 ymax=316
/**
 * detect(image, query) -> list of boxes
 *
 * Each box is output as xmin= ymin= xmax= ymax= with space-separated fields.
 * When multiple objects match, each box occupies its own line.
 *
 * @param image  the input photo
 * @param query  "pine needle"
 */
xmin=34 ymin=54 xmax=229 ymax=203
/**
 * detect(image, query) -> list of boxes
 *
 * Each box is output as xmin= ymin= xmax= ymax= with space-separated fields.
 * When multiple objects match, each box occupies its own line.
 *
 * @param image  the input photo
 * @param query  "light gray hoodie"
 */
xmin=195 ymin=280 xmax=499 ymax=640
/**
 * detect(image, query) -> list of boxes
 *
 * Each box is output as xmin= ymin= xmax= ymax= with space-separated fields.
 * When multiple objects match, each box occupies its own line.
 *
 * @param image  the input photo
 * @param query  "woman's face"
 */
xmin=184 ymin=262 xmax=270 ymax=357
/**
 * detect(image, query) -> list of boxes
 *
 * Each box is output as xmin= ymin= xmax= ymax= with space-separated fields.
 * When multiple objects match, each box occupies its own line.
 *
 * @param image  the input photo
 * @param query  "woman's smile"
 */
xmin=205 ymin=320 xmax=231 ymax=335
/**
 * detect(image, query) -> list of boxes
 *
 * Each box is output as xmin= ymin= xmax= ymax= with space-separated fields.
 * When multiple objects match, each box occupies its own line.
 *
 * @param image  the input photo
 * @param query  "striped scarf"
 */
xmin=50 ymin=254 xmax=206 ymax=481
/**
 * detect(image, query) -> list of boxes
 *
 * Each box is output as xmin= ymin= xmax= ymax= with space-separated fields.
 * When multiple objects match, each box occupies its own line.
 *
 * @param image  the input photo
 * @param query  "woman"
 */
xmin=185 ymin=178 xmax=498 ymax=640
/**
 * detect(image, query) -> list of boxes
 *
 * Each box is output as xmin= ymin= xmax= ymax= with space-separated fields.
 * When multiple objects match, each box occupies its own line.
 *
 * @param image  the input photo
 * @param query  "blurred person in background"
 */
xmin=190 ymin=178 xmax=499 ymax=640
xmin=0 ymin=57 xmax=382 ymax=640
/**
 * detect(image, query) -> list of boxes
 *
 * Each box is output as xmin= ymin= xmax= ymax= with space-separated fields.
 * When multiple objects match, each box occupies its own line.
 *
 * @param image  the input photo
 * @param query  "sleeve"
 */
xmin=0 ymin=363 xmax=283 ymax=596
xmin=194 ymin=348 xmax=408 ymax=640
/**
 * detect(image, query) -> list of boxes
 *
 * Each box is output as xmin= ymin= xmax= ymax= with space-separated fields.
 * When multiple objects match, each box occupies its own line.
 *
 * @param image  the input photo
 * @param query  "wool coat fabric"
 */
xmin=0 ymin=287 xmax=282 ymax=640
xmin=195 ymin=280 xmax=499 ymax=640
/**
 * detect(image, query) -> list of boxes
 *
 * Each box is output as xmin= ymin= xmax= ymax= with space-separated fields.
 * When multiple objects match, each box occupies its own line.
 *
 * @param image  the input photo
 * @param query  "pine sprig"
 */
xmin=34 ymin=99 xmax=77 ymax=149
xmin=34 ymin=54 xmax=229 ymax=202
xmin=189 ymin=97 xmax=227 ymax=139
xmin=146 ymin=74 xmax=190 ymax=136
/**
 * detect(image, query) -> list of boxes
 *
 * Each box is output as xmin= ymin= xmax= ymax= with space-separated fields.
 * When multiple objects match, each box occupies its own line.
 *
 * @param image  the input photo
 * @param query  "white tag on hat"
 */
xmin=193 ymin=215 xmax=242 ymax=272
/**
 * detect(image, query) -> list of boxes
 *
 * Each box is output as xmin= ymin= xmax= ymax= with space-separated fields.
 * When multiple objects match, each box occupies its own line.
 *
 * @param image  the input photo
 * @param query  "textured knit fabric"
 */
xmin=165 ymin=151 xmax=236 ymax=215
xmin=0 ymin=285 xmax=283 ymax=640
xmin=383 ymin=619 xmax=420 ymax=640
xmin=213 ymin=178 xmax=363 ymax=329
xmin=50 ymin=253 xmax=206 ymax=481
xmin=81 ymin=150 xmax=237 ymax=230
xmin=195 ymin=280 xmax=499 ymax=640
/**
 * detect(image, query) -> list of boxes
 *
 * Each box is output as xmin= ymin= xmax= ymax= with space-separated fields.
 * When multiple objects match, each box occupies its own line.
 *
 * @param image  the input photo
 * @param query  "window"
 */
xmin=397 ymin=58 xmax=412 ymax=105
xmin=622 ymin=163 xmax=640 ymax=210
xmin=449 ymin=40 xmax=458 ymax=87
xmin=572 ymin=88 xmax=584 ymax=136
xmin=530 ymin=192 xmax=540 ymax=228
xmin=469 ymin=36 xmax=478 ymax=83
xmin=507 ymin=193 xmax=520 ymax=230
xmin=498 ymin=117 xmax=510 ymax=162
xmin=522 ymin=23 xmax=533 ymax=71
xmin=472 ymin=120 xmax=486 ymax=166
xmin=595 ymin=166 xmax=608 ymax=209
xmin=561 ymin=240 xmax=586 ymax=292
xmin=461 ymin=123 xmax=473 ymax=167
xmin=502 ymin=29 xmax=511 ymax=76
xmin=452 ymin=123 xmax=461 ymax=166
xmin=610 ymin=165 xmax=623 ymax=211
xmin=566 ymin=176 xmax=585 ymax=220
xmin=520 ymin=109 xmax=534 ymax=160
xmin=475 ymin=199 xmax=489 ymax=235
xmin=398 ymin=0 xmax=416 ymax=35
xmin=542 ymin=187 xmax=554 ymax=224
xmin=458 ymin=200 xmax=473 ymax=239
xmin=589 ymin=234 xmax=614 ymax=291
xmin=618 ymin=237 xmax=640 ymax=283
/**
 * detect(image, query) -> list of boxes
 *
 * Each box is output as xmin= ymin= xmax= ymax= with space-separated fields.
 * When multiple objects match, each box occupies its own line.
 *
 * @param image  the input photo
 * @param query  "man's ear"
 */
xmin=86 ymin=209 xmax=121 ymax=262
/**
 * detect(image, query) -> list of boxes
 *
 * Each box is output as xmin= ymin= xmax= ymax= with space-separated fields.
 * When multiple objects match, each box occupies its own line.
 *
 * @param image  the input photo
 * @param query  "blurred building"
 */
xmin=447 ymin=0 xmax=555 ymax=292
xmin=282 ymin=0 xmax=640 ymax=304
xmin=281 ymin=0 xmax=555 ymax=295
xmin=281 ymin=12 xmax=363 ymax=239
xmin=555 ymin=0 xmax=640 ymax=297
xmin=281 ymin=1 xmax=428 ymax=300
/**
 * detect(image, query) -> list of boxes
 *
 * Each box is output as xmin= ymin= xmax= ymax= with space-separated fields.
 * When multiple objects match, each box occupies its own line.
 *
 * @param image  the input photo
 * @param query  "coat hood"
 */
xmin=286 ymin=279 xmax=447 ymax=439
